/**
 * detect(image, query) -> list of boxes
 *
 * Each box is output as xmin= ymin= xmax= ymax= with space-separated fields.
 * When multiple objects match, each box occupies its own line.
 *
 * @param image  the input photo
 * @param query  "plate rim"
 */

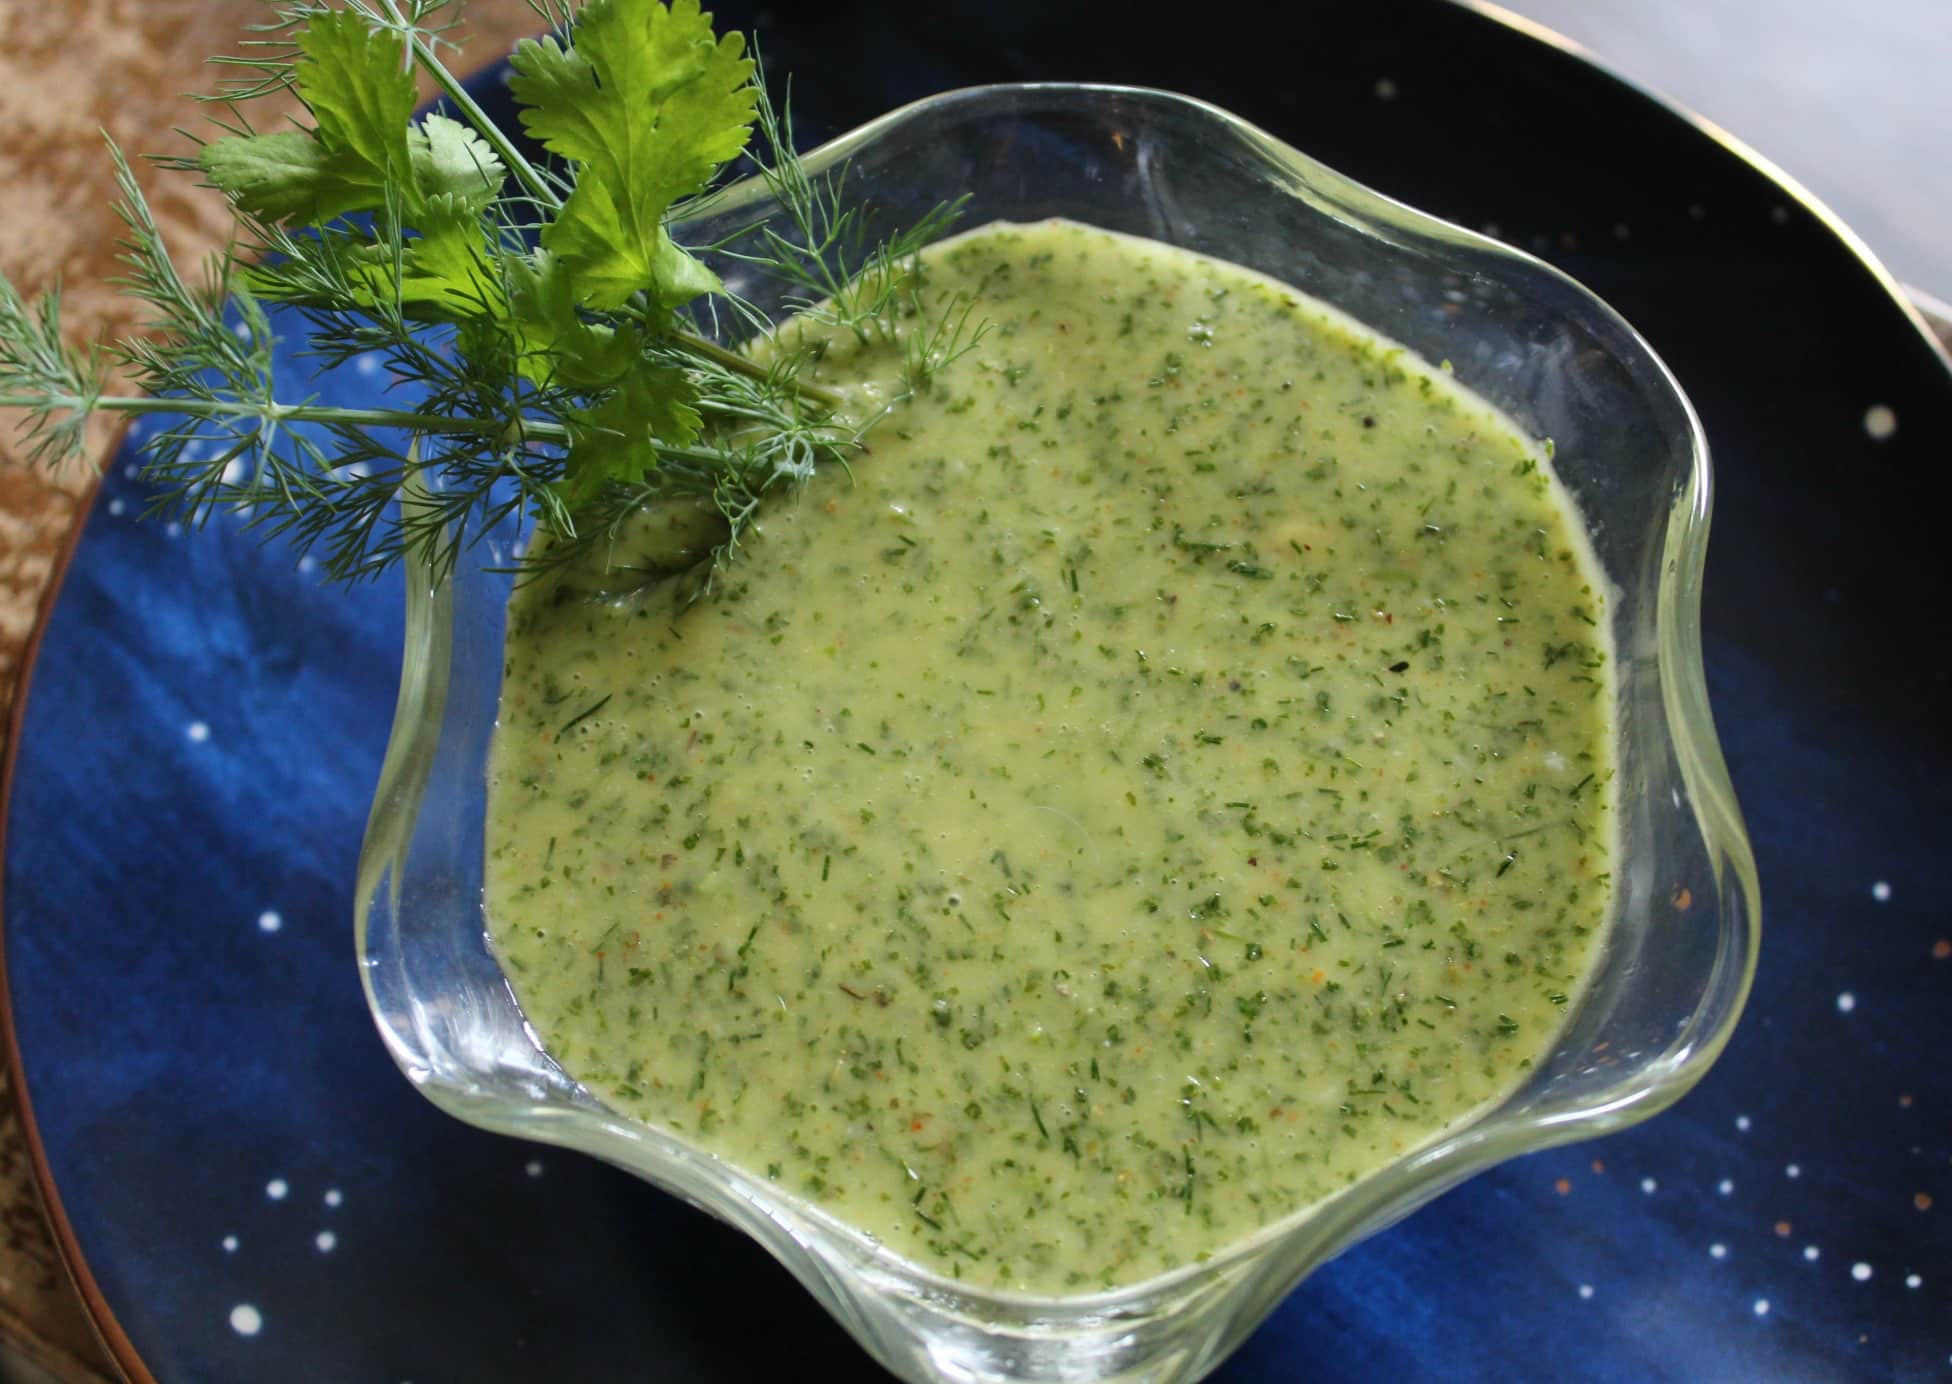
xmin=1453 ymin=0 xmax=1952 ymax=373
xmin=0 ymin=451 xmax=148 ymax=1384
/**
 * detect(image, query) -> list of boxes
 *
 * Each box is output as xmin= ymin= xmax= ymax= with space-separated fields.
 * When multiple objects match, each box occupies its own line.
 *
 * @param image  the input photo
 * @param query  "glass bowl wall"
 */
xmin=356 ymin=84 xmax=1759 ymax=1384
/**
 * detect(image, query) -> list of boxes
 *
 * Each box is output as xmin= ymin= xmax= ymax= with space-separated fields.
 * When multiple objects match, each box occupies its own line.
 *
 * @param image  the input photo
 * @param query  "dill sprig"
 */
xmin=0 ymin=0 xmax=978 ymax=588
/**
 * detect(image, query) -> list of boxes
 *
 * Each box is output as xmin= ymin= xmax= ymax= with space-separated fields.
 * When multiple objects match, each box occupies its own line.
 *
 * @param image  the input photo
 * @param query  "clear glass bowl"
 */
xmin=356 ymin=84 xmax=1760 ymax=1384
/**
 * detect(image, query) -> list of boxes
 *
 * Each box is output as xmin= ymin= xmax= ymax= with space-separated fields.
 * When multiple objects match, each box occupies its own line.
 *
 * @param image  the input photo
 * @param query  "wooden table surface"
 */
xmin=1 ymin=5 xmax=1947 ymax=1381
xmin=0 ymin=5 xmax=541 ymax=1376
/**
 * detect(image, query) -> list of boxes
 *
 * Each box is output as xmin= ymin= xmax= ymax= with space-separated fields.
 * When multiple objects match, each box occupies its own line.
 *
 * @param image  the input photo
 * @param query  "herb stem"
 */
xmin=381 ymin=0 xmax=563 ymax=212
xmin=671 ymin=329 xmax=840 ymax=410
xmin=0 ymin=392 xmax=772 ymax=476
xmin=0 ymin=391 xmax=543 ymax=439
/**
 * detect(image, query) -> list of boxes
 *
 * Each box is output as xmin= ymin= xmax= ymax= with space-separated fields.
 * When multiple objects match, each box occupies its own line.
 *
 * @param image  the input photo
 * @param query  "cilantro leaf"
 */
xmin=409 ymin=114 xmax=508 ymax=211
xmin=502 ymin=250 xmax=704 ymax=505
xmin=200 ymin=130 xmax=377 ymax=225
xmin=201 ymin=11 xmax=422 ymax=224
xmin=393 ymin=198 xmax=501 ymax=315
xmin=560 ymin=363 xmax=702 ymax=503
xmin=507 ymin=252 xmax=637 ymax=387
xmin=227 ymin=197 xmax=498 ymax=322
xmin=296 ymin=11 xmax=418 ymax=186
xmin=507 ymin=0 xmax=756 ymax=309
xmin=505 ymin=252 xmax=704 ymax=503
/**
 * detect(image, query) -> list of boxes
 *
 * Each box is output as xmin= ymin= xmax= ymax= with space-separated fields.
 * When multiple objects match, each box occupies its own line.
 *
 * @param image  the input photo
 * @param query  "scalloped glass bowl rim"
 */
xmin=356 ymin=80 xmax=1761 ymax=1317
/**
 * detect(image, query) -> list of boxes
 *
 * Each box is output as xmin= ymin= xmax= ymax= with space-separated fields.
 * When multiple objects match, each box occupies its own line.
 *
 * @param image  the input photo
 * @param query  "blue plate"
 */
xmin=6 ymin=1 xmax=1950 ymax=1378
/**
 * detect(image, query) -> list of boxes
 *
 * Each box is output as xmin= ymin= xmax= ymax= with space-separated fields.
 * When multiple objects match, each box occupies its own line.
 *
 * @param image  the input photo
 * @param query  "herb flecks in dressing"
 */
xmin=485 ymin=220 xmax=1615 ymax=1294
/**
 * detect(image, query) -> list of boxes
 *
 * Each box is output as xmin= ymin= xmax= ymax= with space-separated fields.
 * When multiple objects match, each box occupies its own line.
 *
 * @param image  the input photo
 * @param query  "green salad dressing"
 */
xmin=484 ymin=219 xmax=1616 ymax=1294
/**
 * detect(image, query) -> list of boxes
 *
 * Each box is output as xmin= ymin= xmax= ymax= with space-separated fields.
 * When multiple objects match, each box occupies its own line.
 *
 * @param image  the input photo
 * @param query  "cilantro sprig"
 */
xmin=0 ymin=0 xmax=974 ymax=586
